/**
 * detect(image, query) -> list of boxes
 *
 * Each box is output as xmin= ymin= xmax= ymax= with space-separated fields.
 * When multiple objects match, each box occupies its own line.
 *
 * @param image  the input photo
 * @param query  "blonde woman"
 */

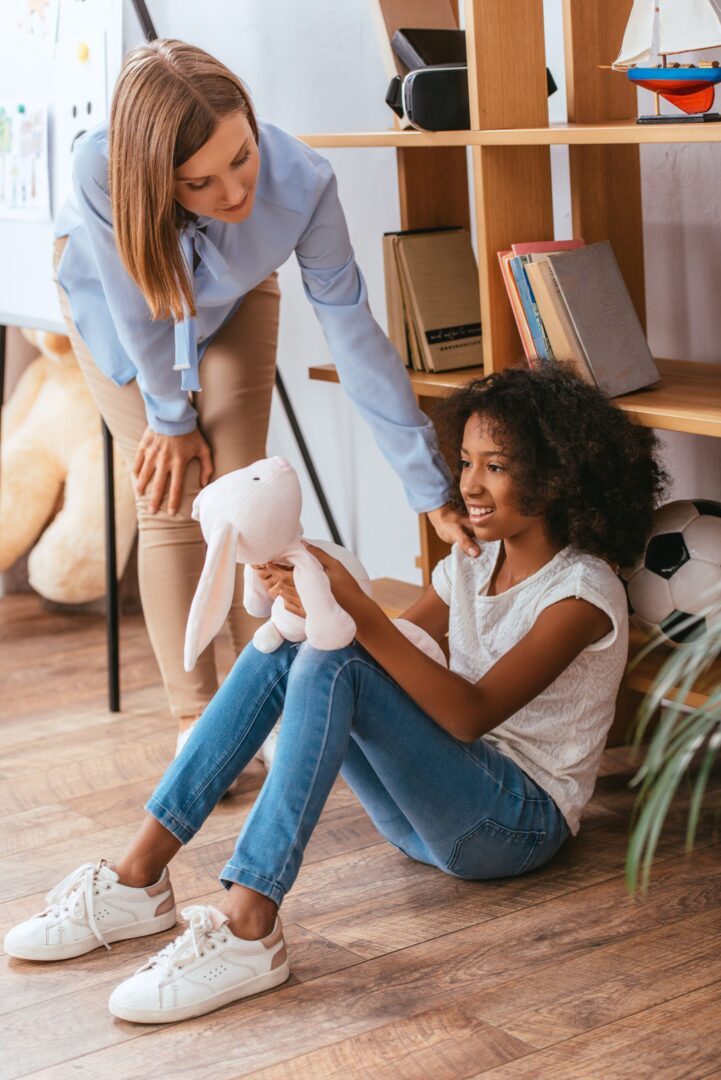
xmin=53 ymin=39 xmax=476 ymax=746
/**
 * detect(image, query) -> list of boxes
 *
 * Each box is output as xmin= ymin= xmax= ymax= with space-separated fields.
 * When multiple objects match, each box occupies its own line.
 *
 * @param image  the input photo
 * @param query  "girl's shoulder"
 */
xmin=533 ymin=548 xmax=629 ymax=641
xmin=431 ymin=541 xmax=498 ymax=603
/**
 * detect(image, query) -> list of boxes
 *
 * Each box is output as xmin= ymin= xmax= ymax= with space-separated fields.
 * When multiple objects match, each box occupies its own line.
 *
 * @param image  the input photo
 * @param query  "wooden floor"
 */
xmin=2 ymin=594 xmax=721 ymax=1080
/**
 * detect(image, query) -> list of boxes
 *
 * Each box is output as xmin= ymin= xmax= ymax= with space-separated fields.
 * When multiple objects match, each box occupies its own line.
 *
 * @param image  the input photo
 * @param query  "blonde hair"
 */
xmin=109 ymin=39 xmax=258 ymax=322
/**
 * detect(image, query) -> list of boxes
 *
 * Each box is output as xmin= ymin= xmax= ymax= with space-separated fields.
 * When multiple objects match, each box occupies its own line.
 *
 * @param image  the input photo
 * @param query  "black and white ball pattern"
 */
xmin=620 ymin=500 xmax=721 ymax=646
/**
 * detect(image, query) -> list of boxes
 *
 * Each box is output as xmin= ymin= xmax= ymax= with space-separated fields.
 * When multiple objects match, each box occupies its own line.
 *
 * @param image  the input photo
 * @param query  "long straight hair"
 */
xmin=109 ymin=39 xmax=258 ymax=322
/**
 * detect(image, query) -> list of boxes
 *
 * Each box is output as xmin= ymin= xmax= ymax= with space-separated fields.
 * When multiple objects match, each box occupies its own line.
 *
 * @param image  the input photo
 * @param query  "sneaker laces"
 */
xmin=42 ymin=860 xmax=112 ymax=951
xmin=139 ymin=905 xmax=227 ymax=980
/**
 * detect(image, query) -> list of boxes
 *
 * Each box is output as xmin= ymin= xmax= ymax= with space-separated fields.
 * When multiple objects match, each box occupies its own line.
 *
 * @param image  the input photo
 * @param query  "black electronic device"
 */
xmin=386 ymin=28 xmax=557 ymax=130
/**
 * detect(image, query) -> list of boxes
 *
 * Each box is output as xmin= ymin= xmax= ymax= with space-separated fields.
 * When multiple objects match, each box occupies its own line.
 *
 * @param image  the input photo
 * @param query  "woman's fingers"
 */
xmin=134 ymin=445 xmax=158 ymax=497
xmin=166 ymin=459 xmax=185 ymax=517
xmin=198 ymin=441 xmax=214 ymax=487
xmin=148 ymin=455 xmax=170 ymax=514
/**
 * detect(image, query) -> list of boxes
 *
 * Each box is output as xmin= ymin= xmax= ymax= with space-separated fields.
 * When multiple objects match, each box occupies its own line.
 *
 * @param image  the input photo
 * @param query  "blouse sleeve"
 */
xmin=71 ymin=136 xmax=198 ymax=436
xmin=294 ymin=159 xmax=453 ymax=514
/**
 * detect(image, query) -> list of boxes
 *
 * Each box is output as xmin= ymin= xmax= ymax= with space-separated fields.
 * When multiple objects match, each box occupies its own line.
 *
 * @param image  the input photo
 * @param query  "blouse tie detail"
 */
xmin=173 ymin=221 xmax=234 ymax=393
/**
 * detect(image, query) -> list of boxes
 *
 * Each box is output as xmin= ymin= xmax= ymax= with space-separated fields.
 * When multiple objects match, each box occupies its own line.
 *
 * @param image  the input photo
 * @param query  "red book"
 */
xmin=511 ymin=239 xmax=585 ymax=257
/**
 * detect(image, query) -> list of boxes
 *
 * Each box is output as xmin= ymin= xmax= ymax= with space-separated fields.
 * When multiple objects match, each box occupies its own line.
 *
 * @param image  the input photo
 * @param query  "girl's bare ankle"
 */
xmin=220 ymin=886 xmax=277 ymax=940
xmin=113 ymin=861 xmax=165 ymax=889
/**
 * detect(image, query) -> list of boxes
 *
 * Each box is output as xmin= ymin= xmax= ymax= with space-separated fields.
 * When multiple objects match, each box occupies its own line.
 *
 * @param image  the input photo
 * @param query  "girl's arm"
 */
xmin=396 ymin=585 xmax=450 ymax=644
xmin=306 ymin=545 xmax=611 ymax=743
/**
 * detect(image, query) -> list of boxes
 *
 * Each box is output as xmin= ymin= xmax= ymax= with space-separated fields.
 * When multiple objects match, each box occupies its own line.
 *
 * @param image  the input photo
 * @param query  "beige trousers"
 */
xmin=53 ymin=238 xmax=280 ymax=720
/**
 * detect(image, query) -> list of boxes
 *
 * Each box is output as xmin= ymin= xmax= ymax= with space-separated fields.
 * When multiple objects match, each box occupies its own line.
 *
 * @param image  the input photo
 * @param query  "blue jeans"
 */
xmin=147 ymin=641 xmax=569 ymax=906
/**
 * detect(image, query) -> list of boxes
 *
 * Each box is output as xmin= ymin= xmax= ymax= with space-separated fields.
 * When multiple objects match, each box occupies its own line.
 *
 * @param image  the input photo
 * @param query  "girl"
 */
xmin=5 ymin=367 xmax=665 ymax=1025
xmin=53 ymin=39 xmax=471 ymax=749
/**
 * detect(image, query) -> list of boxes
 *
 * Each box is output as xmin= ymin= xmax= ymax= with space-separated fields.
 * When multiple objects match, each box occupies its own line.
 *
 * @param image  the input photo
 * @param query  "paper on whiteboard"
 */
xmin=11 ymin=0 xmax=60 ymax=57
xmin=54 ymin=32 xmax=108 ymax=209
xmin=0 ymin=103 xmax=51 ymax=220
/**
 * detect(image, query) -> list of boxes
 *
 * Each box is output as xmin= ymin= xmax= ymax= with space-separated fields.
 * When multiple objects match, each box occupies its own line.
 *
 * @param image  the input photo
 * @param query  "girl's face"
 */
xmin=459 ymin=415 xmax=540 ymax=542
xmin=174 ymin=110 xmax=260 ymax=223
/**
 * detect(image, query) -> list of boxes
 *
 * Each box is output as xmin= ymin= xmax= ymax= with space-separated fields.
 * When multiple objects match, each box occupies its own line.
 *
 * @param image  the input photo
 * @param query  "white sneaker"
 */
xmin=3 ymin=861 xmax=176 ymax=962
xmin=108 ymin=904 xmax=290 ymax=1024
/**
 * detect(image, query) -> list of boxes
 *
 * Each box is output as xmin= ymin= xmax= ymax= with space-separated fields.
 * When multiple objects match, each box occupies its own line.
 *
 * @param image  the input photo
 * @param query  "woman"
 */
xmin=53 ymin=39 xmax=474 ymax=746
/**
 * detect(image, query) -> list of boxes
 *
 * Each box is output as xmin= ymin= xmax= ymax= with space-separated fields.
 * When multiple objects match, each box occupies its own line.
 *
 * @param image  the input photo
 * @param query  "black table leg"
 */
xmin=102 ymin=420 xmax=120 ymax=712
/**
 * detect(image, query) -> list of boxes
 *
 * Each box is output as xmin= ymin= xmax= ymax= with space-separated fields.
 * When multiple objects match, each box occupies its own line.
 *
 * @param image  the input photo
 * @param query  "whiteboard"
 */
xmin=0 ymin=0 xmax=123 ymax=331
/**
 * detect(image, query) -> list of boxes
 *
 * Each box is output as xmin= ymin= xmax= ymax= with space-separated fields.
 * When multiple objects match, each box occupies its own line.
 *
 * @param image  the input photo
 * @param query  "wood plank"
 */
xmin=464 ymin=907 xmax=721 ymax=1051
xmin=300 ymin=122 xmax=721 ymax=148
xmin=17 ymin=848 xmax=721 ymax=1080
xmin=563 ymin=0 xmax=645 ymax=327
xmin=471 ymin=981 xmax=721 ymax=1079
xmin=473 ymin=145 xmax=554 ymax=371
xmin=310 ymin=358 xmax=721 ymax=440
xmin=0 ymin=805 xmax=100 ymax=859
xmin=245 ymin=1003 xmax=531 ymax=1079
xmin=464 ymin=0 xmax=548 ymax=131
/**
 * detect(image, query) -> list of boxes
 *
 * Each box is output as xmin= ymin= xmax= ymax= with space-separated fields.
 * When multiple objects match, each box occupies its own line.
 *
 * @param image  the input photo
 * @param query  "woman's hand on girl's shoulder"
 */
xmin=427 ymin=503 xmax=480 ymax=558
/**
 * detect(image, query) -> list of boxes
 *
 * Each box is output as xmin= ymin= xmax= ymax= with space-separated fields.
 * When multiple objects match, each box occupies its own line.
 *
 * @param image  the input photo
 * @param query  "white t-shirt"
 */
xmin=431 ymin=542 xmax=629 ymax=834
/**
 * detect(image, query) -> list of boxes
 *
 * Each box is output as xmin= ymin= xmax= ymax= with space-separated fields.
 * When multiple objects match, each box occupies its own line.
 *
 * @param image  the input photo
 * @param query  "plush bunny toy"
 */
xmin=183 ymin=456 xmax=446 ymax=672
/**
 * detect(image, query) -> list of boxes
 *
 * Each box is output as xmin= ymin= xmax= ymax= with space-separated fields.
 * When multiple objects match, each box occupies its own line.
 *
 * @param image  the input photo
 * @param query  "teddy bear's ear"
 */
xmin=184 ymin=518 xmax=239 ymax=671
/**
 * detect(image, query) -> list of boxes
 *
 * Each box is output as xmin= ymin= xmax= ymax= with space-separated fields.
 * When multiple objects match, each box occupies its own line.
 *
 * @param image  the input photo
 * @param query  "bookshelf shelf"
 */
xmin=625 ymin=629 xmax=721 ymax=710
xmin=300 ymin=121 xmax=721 ymax=151
xmin=309 ymin=358 xmax=721 ymax=438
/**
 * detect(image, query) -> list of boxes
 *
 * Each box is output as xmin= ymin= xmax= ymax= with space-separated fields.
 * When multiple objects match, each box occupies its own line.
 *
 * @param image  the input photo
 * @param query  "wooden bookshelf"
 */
xmin=300 ymin=121 xmax=721 ymax=150
xmin=304 ymin=0 xmax=721 ymax=716
xmin=310 ymin=358 xmax=721 ymax=438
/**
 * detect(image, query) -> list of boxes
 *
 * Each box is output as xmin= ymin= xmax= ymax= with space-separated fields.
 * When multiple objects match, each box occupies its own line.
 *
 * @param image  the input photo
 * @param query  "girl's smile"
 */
xmin=459 ymin=416 xmax=539 ymax=543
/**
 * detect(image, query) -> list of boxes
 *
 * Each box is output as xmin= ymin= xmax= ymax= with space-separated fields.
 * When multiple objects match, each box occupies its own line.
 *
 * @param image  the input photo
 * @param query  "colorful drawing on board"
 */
xmin=0 ymin=104 xmax=51 ymax=221
xmin=11 ymin=0 xmax=60 ymax=57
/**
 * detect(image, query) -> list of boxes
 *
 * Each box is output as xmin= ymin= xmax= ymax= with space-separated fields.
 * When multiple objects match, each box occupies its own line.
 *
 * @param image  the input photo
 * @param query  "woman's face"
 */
xmin=174 ymin=110 xmax=260 ymax=223
xmin=459 ymin=415 xmax=539 ymax=542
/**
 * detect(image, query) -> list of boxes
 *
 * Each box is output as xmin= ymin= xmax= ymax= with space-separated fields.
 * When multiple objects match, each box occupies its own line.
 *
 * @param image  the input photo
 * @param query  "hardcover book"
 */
xmin=395 ymin=229 xmax=482 ymax=372
xmin=545 ymin=242 xmax=660 ymax=396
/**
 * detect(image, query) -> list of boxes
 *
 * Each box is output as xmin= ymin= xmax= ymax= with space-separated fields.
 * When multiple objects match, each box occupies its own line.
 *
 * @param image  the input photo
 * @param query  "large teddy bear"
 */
xmin=184 ymin=455 xmax=447 ymax=671
xmin=0 ymin=330 xmax=136 ymax=603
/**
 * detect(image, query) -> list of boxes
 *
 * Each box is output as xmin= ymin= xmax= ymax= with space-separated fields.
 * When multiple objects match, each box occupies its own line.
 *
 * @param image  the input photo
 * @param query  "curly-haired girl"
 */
xmin=5 ymin=366 xmax=666 ymax=1025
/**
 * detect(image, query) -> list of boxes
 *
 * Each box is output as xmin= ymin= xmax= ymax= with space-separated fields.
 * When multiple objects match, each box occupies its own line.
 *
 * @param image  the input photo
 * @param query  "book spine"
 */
xmin=510 ymin=256 xmax=550 ymax=363
xmin=497 ymin=251 xmax=537 ymax=365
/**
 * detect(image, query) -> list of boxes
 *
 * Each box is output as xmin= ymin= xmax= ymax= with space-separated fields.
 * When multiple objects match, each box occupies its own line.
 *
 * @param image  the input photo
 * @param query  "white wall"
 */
xmin=124 ymin=0 xmax=721 ymax=584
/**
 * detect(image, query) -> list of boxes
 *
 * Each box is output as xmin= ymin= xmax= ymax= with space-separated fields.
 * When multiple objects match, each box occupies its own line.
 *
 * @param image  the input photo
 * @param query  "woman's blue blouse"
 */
xmin=54 ymin=120 xmax=452 ymax=513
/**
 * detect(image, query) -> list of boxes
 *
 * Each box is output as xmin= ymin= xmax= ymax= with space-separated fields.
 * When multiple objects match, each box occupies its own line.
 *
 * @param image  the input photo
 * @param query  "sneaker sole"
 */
xmin=4 ymin=909 xmax=178 ymax=962
xmin=108 ymin=959 xmax=291 ymax=1023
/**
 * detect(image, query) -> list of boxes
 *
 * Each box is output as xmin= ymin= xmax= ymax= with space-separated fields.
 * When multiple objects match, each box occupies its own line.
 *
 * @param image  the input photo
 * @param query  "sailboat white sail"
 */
xmin=614 ymin=0 xmax=721 ymax=69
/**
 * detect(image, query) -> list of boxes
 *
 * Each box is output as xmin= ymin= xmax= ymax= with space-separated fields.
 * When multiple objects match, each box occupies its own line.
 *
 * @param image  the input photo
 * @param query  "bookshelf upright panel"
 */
xmin=464 ymin=0 xmax=554 ymax=372
xmin=563 ymin=0 xmax=646 ymax=326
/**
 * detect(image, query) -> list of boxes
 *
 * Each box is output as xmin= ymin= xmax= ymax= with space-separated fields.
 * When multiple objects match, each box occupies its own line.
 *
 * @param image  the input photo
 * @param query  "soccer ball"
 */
xmin=620 ymin=500 xmax=721 ymax=646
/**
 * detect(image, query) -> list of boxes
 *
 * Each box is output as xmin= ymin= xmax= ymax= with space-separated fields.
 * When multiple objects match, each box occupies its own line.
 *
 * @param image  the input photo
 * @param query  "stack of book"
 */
xmin=383 ymin=227 xmax=483 ymax=373
xmin=498 ymin=239 xmax=660 ymax=396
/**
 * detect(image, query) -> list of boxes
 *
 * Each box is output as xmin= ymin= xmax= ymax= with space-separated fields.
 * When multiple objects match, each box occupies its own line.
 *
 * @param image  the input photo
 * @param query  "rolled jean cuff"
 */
xmin=145 ymin=796 xmax=196 ymax=845
xmin=219 ymin=863 xmax=286 ymax=907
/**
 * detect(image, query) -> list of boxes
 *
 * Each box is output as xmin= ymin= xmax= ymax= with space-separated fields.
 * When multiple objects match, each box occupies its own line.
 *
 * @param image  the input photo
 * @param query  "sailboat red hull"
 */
xmin=628 ymin=68 xmax=721 ymax=115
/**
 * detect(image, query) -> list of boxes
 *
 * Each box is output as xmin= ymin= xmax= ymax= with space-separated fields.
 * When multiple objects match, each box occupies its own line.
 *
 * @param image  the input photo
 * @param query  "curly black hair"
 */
xmin=433 ymin=364 xmax=667 ymax=568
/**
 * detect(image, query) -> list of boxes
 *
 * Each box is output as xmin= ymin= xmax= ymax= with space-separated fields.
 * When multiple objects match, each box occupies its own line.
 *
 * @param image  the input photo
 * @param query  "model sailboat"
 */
xmin=613 ymin=0 xmax=721 ymax=121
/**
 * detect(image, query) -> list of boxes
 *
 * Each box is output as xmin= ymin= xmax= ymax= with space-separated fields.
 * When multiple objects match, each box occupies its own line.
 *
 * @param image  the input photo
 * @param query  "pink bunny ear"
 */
xmin=184 ymin=519 xmax=238 ymax=671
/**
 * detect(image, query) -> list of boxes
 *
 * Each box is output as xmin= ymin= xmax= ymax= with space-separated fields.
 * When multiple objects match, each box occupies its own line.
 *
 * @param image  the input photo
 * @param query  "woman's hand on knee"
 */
xmin=253 ymin=563 xmax=306 ymax=618
xmin=133 ymin=426 xmax=214 ymax=515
